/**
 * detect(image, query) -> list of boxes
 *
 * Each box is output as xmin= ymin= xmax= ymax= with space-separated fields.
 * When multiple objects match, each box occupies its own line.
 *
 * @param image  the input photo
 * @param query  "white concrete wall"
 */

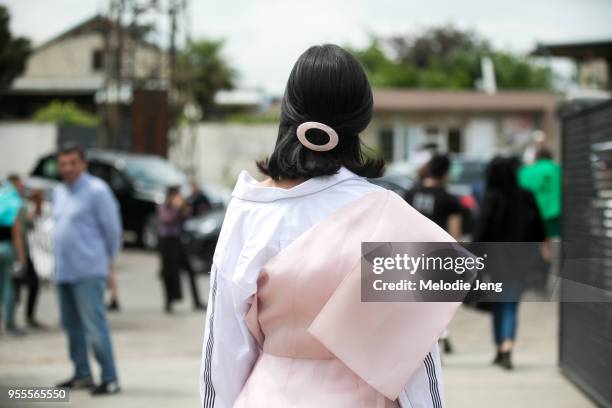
xmin=464 ymin=118 xmax=498 ymax=158
xmin=169 ymin=123 xmax=278 ymax=187
xmin=0 ymin=123 xmax=58 ymax=178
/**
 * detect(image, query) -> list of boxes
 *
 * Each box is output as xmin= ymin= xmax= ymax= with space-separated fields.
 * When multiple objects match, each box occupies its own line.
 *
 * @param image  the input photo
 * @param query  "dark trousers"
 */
xmin=23 ymin=256 xmax=39 ymax=321
xmin=158 ymin=236 xmax=202 ymax=307
xmin=10 ymin=256 xmax=41 ymax=323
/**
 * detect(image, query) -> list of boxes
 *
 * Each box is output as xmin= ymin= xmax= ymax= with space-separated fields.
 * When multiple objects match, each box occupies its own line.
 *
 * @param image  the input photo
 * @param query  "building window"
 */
xmin=92 ymin=49 xmax=104 ymax=71
xmin=379 ymin=128 xmax=394 ymax=162
xmin=425 ymin=126 xmax=439 ymax=135
xmin=448 ymin=128 xmax=462 ymax=153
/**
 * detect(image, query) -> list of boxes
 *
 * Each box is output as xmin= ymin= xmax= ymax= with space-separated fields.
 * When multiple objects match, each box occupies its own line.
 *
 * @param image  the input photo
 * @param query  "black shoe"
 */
xmin=194 ymin=302 xmax=206 ymax=311
xmin=492 ymin=351 xmax=502 ymax=365
xmin=27 ymin=319 xmax=47 ymax=330
xmin=107 ymin=299 xmax=121 ymax=312
xmin=56 ymin=377 xmax=94 ymax=389
xmin=91 ymin=380 xmax=121 ymax=396
xmin=498 ymin=351 xmax=513 ymax=370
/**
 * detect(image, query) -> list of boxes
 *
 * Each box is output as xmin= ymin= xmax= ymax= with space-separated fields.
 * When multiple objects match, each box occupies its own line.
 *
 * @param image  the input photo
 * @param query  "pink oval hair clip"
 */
xmin=296 ymin=121 xmax=339 ymax=152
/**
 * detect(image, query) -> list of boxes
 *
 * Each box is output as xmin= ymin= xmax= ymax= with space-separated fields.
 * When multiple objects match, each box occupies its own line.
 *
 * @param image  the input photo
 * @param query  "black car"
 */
xmin=181 ymin=208 xmax=226 ymax=273
xmin=368 ymin=173 xmax=414 ymax=197
xmin=30 ymin=149 xmax=225 ymax=249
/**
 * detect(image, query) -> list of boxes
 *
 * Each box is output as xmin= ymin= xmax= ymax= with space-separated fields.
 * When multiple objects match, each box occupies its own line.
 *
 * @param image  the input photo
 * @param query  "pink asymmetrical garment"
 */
xmin=200 ymin=167 xmax=460 ymax=408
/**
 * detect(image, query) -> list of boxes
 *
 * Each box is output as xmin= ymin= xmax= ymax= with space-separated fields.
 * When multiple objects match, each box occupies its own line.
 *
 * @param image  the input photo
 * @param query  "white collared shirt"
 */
xmin=200 ymin=167 xmax=445 ymax=408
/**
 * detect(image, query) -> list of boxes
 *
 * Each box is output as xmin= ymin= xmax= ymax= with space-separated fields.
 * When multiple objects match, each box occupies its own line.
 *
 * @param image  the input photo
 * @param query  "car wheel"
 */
xmin=141 ymin=214 xmax=159 ymax=250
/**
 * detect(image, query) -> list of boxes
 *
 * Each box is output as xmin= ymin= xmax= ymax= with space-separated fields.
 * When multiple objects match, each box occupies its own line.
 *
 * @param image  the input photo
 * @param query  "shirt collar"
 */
xmin=65 ymin=171 xmax=90 ymax=192
xmin=232 ymin=166 xmax=363 ymax=202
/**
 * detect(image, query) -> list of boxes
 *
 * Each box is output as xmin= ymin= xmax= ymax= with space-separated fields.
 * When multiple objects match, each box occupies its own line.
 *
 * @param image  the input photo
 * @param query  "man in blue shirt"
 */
xmin=53 ymin=145 xmax=122 ymax=395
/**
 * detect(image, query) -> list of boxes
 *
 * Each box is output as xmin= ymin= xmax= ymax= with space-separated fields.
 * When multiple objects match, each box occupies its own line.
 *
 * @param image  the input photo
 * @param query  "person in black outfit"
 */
xmin=405 ymin=154 xmax=462 ymax=239
xmin=187 ymin=181 xmax=212 ymax=217
xmin=473 ymin=156 xmax=546 ymax=370
xmin=157 ymin=186 xmax=205 ymax=313
xmin=405 ymin=154 xmax=462 ymax=354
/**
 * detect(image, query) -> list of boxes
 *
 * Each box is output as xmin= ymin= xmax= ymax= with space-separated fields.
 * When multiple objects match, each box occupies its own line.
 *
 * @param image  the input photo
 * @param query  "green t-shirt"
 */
xmin=518 ymin=159 xmax=561 ymax=221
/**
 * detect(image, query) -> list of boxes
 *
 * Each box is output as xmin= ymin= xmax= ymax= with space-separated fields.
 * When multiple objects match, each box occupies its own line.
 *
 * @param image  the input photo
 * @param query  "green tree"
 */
xmin=0 ymin=5 xmax=31 ymax=91
xmin=177 ymin=39 xmax=237 ymax=118
xmin=33 ymin=101 xmax=98 ymax=126
xmin=350 ymin=26 xmax=553 ymax=90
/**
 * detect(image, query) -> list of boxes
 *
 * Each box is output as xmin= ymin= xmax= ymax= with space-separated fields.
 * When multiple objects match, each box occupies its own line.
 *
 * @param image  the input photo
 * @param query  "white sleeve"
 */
xmin=199 ymin=235 xmax=278 ymax=408
xmin=398 ymin=342 xmax=445 ymax=408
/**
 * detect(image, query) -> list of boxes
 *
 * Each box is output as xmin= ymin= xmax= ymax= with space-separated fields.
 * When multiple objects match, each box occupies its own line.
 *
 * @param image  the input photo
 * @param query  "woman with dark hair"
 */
xmin=474 ymin=157 xmax=546 ymax=370
xmin=200 ymin=44 xmax=462 ymax=407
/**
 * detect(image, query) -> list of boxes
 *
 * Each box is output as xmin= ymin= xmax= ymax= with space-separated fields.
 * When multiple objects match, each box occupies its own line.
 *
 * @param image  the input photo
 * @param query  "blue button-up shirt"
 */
xmin=53 ymin=172 xmax=122 ymax=283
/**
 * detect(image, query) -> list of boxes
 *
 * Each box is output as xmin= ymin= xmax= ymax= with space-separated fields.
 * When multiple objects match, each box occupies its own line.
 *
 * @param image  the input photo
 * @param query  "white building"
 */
xmin=1 ymin=14 xmax=167 ymax=118
xmin=363 ymin=89 xmax=559 ymax=161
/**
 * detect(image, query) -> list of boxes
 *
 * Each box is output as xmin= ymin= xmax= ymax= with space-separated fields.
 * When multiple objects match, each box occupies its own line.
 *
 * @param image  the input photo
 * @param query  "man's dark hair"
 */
xmin=166 ymin=185 xmax=180 ymax=199
xmin=535 ymin=147 xmax=553 ymax=161
xmin=7 ymin=173 xmax=20 ymax=184
xmin=425 ymin=154 xmax=451 ymax=180
xmin=58 ymin=144 xmax=86 ymax=161
xmin=256 ymin=44 xmax=384 ymax=181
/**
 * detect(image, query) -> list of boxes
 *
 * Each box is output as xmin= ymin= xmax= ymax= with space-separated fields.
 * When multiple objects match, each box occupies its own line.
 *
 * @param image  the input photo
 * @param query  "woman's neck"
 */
xmin=258 ymin=177 xmax=306 ymax=190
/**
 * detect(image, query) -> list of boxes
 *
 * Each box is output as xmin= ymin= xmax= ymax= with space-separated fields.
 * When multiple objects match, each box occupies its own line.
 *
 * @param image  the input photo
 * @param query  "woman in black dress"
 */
xmin=474 ymin=156 xmax=546 ymax=370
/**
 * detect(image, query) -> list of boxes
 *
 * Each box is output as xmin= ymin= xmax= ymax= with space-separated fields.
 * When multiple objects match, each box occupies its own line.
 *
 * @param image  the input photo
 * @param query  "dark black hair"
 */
xmin=485 ymin=156 xmax=519 ymax=194
xmin=535 ymin=147 xmax=553 ymax=161
xmin=7 ymin=173 xmax=20 ymax=184
xmin=166 ymin=185 xmax=180 ymax=199
xmin=256 ymin=44 xmax=384 ymax=180
xmin=424 ymin=154 xmax=451 ymax=180
xmin=58 ymin=144 xmax=86 ymax=161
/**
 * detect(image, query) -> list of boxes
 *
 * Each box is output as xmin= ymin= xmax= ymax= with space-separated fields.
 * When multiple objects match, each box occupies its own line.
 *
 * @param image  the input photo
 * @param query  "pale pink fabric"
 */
xmin=234 ymin=190 xmax=460 ymax=407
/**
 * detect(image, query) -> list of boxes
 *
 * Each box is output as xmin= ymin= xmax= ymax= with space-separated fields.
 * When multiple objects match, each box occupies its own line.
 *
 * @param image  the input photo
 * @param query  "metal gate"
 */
xmin=560 ymin=99 xmax=612 ymax=408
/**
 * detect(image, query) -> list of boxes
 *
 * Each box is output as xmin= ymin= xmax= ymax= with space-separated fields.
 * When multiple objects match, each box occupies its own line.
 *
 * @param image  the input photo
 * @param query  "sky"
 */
xmin=3 ymin=0 xmax=612 ymax=95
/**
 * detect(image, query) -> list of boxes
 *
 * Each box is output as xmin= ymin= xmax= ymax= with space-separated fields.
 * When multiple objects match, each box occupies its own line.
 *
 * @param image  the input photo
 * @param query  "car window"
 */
xmin=89 ymin=162 xmax=111 ymax=183
xmin=123 ymin=157 xmax=187 ymax=189
xmin=110 ymin=168 xmax=130 ymax=192
xmin=39 ymin=157 xmax=60 ymax=180
xmin=450 ymin=161 xmax=486 ymax=184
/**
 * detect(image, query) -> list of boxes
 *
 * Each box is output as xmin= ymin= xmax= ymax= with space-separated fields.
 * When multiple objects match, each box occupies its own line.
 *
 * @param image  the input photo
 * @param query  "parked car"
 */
xmin=181 ymin=208 xmax=226 ymax=274
xmin=446 ymin=157 xmax=487 ymax=235
xmin=30 ymin=149 xmax=225 ymax=249
xmin=368 ymin=173 xmax=414 ymax=197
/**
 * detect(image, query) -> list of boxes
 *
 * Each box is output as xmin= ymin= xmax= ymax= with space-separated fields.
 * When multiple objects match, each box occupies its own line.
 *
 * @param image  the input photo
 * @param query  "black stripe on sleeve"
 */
xmin=202 ymin=270 xmax=218 ymax=408
xmin=424 ymin=352 xmax=442 ymax=408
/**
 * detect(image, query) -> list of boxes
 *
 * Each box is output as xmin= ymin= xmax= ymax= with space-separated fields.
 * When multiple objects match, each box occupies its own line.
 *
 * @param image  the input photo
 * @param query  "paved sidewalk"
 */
xmin=0 ymin=250 xmax=594 ymax=408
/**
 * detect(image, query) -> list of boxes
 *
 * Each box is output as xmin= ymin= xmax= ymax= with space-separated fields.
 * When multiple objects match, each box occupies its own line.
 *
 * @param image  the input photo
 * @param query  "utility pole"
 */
xmin=102 ymin=0 xmax=125 ymax=149
xmin=101 ymin=0 xmax=193 ymax=157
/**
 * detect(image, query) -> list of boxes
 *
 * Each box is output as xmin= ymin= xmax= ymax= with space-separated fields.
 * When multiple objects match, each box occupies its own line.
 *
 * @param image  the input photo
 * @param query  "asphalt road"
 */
xmin=0 ymin=250 xmax=594 ymax=408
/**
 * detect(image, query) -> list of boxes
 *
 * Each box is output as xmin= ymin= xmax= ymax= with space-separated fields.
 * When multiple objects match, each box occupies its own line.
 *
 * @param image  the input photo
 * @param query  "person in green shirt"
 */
xmin=518 ymin=148 xmax=561 ymax=238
